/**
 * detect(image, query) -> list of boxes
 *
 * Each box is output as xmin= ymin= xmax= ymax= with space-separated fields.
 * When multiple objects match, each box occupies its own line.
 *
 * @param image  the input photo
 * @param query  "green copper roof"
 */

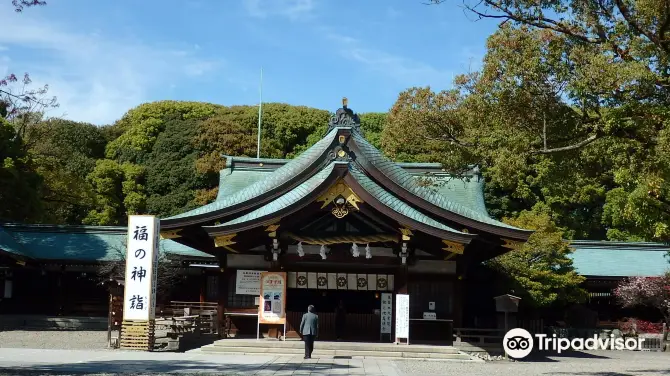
xmin=348 ymin=166 xmax=470 ymax=236
xmin=165 ymin=128 xmax=338 ymax=221
xmin=214 ymin=160 xmax=488 ymax=214
xmin=208 ymin=163 xmax=339 ymax=229
xmin=216 ymin=166 xmax=268 ymax=201
xmin=351 ymin=132 xmax=520 ymax=230
xmin=0 ymin=224 xmax=213 ymax=261
xmin=206 ymin=162 xmax=470 ymax=238
xmin=568 ymin=240 xmax=670 ymax=277
xmin=0 ymin=226 xmax=31 ymax=258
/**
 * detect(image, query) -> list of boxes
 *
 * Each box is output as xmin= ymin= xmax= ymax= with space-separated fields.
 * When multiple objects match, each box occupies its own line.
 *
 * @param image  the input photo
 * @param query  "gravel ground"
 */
xmin=0 ymin=330 xmax=110 ymax=350
xmin=396 ymin=350 xmax=670 ymax=376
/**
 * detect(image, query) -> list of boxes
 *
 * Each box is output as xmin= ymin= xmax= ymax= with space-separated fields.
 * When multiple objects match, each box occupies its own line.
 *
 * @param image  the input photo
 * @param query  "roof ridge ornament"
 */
xmin=327 ymin=97 xmax=361 ymax=134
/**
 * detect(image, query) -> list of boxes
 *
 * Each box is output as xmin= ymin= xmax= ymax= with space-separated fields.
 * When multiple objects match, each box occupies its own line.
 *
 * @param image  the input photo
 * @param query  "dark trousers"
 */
xmin=303 ymin=334 xmax=315 ymax=358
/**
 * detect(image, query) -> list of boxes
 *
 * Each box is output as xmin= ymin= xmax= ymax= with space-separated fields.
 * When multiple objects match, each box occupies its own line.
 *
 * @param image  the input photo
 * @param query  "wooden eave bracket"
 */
xmin=399 ymin=227 xmax=413 ymax=241
xmin=265 ymin=223 xmax=280 ymax=238
xmin=442 ymin=239 xmax=464 ymax=255
xmin=214 ymin=234 xmax=238 ymax=253
xmin=502 ymin=238 xmax=523 ymax=250
xmin=160 ymin=229 xmax=182 ymax=239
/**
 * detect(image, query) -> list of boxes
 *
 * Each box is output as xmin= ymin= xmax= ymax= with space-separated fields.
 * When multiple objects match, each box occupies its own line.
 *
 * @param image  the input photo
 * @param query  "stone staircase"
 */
xmin=199 ymin=339 xmax=477 ymax=361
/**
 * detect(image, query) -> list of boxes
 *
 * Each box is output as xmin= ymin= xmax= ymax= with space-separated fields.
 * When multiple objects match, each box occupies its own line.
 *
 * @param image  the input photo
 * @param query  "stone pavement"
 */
xmin=0 ymin=347 xmax=403 ymax=375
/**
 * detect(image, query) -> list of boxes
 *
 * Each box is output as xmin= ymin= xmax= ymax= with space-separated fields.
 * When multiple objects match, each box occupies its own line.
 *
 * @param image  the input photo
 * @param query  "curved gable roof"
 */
xmin=349 ymin=131 xmax=531 ymax=239
xmin=161 ymin=128 xmax=338 ymax=227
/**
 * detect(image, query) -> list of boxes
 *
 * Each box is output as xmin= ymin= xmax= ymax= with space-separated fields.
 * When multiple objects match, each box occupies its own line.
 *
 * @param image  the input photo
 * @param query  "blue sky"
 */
xmin=0 ymin=0 xmax=500 ymax=125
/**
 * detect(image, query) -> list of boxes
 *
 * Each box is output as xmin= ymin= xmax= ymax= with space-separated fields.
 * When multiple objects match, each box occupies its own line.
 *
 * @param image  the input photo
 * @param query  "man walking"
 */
xmin=299 ymin=305 xmax=318 ymax=359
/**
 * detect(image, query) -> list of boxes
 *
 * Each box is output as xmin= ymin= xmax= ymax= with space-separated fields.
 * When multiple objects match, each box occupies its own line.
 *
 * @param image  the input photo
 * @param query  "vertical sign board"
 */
xmin=123 ymin=215 xmax=159 ymax=321
xmin=258 ymin=272 xmax=287 ymax=340
xmin=380 ymin=293 xmax=393 ymax=339
xmin=395 ymin=294 xmax=409 ymax=344
xmin=258 ymin=272 xmax=287 ymax=324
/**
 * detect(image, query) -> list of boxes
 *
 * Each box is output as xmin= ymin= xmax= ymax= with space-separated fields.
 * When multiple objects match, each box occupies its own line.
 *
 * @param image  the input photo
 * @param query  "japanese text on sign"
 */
xmin=395 ymin=294 xmax=409 ymax=340
xmin=380 ymin=293 xmax=393 ymax=334
xmin=123 ymin=215 xmax=159 ymax=321
xmin=236 ymin=270 xmax=265 ymax=295
xmin=258 ymin=272 xmax=286 ymax=324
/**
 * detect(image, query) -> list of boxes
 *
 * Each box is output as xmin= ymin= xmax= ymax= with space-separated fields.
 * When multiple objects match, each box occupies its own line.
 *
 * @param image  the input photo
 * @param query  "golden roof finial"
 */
xmin=342 ymin=97 xmax=348 ymax=108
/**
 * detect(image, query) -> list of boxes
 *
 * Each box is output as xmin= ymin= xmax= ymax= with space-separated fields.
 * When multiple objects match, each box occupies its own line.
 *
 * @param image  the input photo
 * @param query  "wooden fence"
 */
xmin=160 ymin=301 xmax=219 ymax=335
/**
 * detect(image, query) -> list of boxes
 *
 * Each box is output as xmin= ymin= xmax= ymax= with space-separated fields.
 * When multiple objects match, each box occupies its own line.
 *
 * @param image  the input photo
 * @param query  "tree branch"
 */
xmin=530 ymin=134 xmax=599 ymax=154
xmin=614 ymin=0 xmax=670 ymax=53
xmin=12 ymin=0 xmax=46 ymax=12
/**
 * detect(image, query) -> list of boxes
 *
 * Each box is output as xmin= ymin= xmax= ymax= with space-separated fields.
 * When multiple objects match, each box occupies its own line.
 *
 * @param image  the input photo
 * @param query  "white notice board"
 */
xmin=395 ymin=294 xmax=409 ymax=343
xmin=236 ymin=270 xmax=264 ymax=295
xmin=123 ymin=215 xmax=159 ymax=321
xmin=380 ymin=293 xmax=393 ymax=334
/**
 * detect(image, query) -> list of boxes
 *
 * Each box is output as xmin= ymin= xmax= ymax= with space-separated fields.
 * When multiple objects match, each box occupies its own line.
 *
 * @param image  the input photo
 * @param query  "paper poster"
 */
xmin=258 ymin=272 xmax=286 ymax=324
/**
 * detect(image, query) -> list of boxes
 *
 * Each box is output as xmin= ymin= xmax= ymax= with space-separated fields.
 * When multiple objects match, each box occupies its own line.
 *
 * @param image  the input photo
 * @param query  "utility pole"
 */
xmin=256 ymin=67 xmax=263 ymax=159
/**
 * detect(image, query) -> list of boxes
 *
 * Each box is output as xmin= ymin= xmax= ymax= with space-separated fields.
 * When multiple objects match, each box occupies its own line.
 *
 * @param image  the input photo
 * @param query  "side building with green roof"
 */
xmin=0 ymin=223 xmax=215 ymax=317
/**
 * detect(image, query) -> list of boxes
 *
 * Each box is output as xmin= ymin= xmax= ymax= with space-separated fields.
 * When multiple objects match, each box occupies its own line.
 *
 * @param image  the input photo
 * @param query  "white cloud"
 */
xmin=0 ymin=13 xmax=222 ymax=125
xmin=0 ymin=56 xmax=10 ymax=77
xmin=184 ymin=61 xmax=219 ymax=77
xmin=347 ymin=48 xmax=452 ymax=87
xmin=322 ymin=29 xmax=453 ymax=88
xmin=243 ymin=0 xmax=315 ymax=20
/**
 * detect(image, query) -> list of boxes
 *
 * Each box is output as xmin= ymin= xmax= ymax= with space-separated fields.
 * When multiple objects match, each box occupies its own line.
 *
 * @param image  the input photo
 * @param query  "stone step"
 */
xmin=200 ymin=345 xmax=473 ymax=361
xmin=209 ymin=340 xmax=460 ymax=354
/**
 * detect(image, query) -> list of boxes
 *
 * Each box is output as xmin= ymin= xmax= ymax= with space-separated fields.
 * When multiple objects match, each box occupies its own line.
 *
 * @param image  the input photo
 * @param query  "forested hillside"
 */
xmin=0 ymin=98 xmax=387 ymax=226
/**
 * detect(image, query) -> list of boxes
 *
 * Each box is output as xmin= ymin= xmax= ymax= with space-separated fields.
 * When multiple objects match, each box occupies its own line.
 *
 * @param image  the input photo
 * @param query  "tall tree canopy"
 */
xmin=419 ymin=0 xmax=670 ymax=243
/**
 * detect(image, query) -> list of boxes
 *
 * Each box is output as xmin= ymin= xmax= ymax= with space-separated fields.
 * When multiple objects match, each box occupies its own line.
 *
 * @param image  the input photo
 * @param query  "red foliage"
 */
xmin=618 ymin=318 xmax=664 ymax=335
xmin=636 ymin=320 xmax=663 ymax=334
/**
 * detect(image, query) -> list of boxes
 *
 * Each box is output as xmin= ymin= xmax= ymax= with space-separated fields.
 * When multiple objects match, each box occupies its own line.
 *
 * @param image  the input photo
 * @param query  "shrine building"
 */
xmin=158 ymin=99 xmax=534 ymax=343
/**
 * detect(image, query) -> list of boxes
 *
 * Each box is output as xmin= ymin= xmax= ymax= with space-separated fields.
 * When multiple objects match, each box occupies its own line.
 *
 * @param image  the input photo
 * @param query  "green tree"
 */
xmin=145 ymin=117 xmax=213 ymax=218
xmin=27 ymin=119 xmax=106 ymax=224
xmin=106 ymin=100 xmax=222 ymax=162
xmin=488 ymin=207 xmax=587 ymax=307
xmin=424 ymin=0 xmax=670 ymax=242
xmin=0 ymin=116 xmax=42 ymax=222
xmin=359 ymin=112 xmax=386 ymax=150
xmin=84 ymin=159 xmax=146 ymax=226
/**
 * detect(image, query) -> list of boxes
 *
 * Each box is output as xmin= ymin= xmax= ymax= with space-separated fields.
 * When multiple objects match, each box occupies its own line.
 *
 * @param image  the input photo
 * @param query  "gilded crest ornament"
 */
xmin=317 ymin=180 xmax=363 ymax=218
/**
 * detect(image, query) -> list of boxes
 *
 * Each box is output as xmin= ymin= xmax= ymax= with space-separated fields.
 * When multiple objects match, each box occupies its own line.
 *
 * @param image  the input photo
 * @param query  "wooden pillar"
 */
xmin=57 ymin=267 xmax=64 ymax=316
xmin=199 ymin=271 xmax=207 ymax=304
xmin=453 ymin=259 xmax=468 ymax=329
xmin=217 ymin=254 xmax=228 ymax=338
xmin=396 ymin=265 xmax=408 ymax=294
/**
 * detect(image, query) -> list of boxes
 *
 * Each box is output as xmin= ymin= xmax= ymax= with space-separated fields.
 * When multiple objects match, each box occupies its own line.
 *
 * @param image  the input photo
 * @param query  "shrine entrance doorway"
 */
xmin=286 ymin=288 xmax=382 ymax=341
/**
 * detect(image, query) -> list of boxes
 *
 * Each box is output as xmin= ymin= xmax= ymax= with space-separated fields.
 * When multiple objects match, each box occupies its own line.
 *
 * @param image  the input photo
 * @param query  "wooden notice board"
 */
xmin=257 ymin=272 xmax=287 ymax=340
